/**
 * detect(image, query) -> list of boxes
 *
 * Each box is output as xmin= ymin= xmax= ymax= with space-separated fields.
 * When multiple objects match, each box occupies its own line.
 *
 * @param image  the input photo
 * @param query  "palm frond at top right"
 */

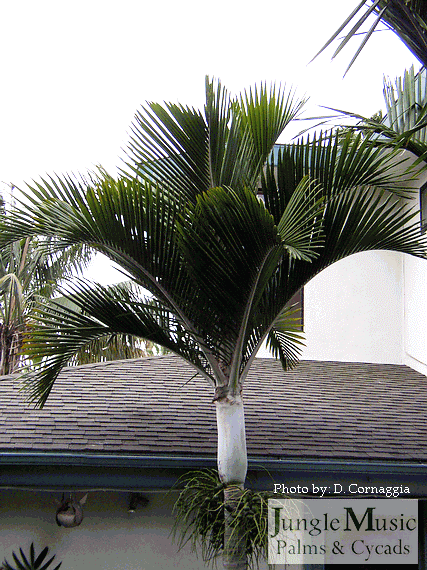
xmin=312 ymin=0 xmax=427 ymax=74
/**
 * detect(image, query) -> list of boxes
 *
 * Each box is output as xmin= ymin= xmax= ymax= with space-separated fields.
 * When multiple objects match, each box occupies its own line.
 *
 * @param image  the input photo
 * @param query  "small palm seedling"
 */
xmin=1 ymin=543 xmax=62 ymax=570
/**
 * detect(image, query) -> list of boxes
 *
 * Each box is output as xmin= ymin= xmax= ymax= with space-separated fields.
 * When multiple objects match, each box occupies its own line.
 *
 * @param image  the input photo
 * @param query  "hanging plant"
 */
xmin=55 ymin=492 xmax=88 ymax=527
xmin=172 ymin=469 xmax=281 ymax=569
xmin=1 ymin=543 xmax=62 ymax=570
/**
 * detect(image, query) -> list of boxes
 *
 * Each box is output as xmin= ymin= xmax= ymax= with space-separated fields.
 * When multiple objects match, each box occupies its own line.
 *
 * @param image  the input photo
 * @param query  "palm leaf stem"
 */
xmin=17 ymin=237 xmax=31 ymax=276
xmin=228 ymin=246 xmax=283 ymax=394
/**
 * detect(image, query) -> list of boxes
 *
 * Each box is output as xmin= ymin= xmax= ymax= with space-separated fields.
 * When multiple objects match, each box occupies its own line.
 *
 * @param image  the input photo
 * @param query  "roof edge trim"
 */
xmin=1 ymin=452 xmax=427 ymax=475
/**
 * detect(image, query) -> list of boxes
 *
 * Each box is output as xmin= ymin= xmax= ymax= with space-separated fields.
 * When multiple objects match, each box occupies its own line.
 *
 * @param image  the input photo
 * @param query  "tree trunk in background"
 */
xmin=0 ymin=324 xmax=23 ymax=376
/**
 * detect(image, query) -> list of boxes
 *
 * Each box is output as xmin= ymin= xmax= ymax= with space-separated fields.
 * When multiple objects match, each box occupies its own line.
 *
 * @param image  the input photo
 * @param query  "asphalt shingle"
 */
xmin=0 ymin=355 xmax=426 ymax=461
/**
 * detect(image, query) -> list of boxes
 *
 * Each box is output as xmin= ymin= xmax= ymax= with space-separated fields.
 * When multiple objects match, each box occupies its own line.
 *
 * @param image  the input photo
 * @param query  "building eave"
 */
xmin=2 ymin=451 xmax=427 ymax=496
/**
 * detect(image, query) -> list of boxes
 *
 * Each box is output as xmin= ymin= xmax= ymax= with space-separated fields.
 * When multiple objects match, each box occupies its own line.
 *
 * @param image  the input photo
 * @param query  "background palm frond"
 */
xmin=315 ymin=67 xmax=427 ymax=172
xmin=313 ymin=0 xmax=427 ymax=74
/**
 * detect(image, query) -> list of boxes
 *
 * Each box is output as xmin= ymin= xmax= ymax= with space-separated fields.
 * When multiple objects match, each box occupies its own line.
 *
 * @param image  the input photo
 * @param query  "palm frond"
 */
xmin=237 ymin=83 xmax=307 ymax=189
xmin=124 ymin=78 xmax=307 ymax=200
xmin=0 ymin=176 xmax=187 ymax=304
xmin=126 ymin=101 xmax=209 ymax=200
xmin=204 ymin=78 xmax=246 ymax=190
xmin=265 ymin=304 xmax=305 ymax=371
xmin=69 ymin=334 xmax=148 ymax=366
xmin=382 ymin=66 xmax=427 ymax=164
xmin=239 ymin=257 xmax=307 ymax=378
xmin=297 ymin=187 xmax=427 ymax=292
xmin=276 ymin=176 xmax=324 ymax=262
xmin=176 ymin=186 xmax=283 ymax=372
xmin=0 ymin=273 xmax=24 ymax=321
xmin=228 ymin=177 xmax=322 ymax=379
xmin=22 ymin=280 xmax=215 ymax=406
xmin=310 ymin=0 xmax=371 ymax=64
xmin=313 ymin=0 xmax=427 ymax=73
xmin=312 ymin=67 xmax=427 ymax=172
xmin=284 ymin=130 xmax=417 ymax=198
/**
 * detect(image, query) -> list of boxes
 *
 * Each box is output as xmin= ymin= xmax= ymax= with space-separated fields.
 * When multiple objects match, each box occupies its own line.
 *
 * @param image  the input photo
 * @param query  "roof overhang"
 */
xmin=2 ymin=452 xmax=427 ymax=497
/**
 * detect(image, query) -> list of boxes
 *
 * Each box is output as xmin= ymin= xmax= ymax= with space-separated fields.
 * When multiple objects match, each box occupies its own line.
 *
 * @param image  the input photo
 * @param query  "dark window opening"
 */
xmin=286 ymin=288 xmax=304 ymax=331
xmin=420 ymin=182 xmax=427 ymax=233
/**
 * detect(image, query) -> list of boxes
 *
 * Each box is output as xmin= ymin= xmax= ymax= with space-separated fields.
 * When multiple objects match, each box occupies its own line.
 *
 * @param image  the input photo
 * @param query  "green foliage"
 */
xmin=172 ymin=470 xmax=226 ymax=563
xmin=0 ymin=194 xmax=163 ymax=375
xmin=380 ymin=66 xmax=427 ymax=164
xmin=0 ymin=74 xmax=425 ymax=570
xmin=318 ymin=66 xmax=427 ymax=173
xmin=313 ymin=0 xmax=427 ymax=74
xmin=228 ymin=488 xmax=271 ymax=568
xmin=172 ymin=469 xmax=283 ymax=569
xmin=1 ymin=543 xmax=62 ymax=570
xmin=0 ymin=216 xmax=93 ymax=375
xmin=0 ymin=77 xmax=425 ymax=409
xmin=52 ymin=281 xmax=169 ymax=366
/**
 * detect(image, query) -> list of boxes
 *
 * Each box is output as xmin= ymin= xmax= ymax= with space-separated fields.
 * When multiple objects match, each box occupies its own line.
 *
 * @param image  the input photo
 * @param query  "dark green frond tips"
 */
xmin=313 ymin=0 xmax=427 ymax=73
xmin=2 ymin=543 xmax=61 ymax=570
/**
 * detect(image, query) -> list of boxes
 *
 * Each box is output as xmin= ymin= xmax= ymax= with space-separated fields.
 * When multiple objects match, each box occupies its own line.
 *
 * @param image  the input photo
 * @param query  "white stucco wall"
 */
xmin=300 ymin=250 xmax=405 ymax=364
xmin=403 ymin=209 xmax=427 ymax=375
xmin=0 ymin=489 xmax=280 ymax=570
xmin=404 ymin=253 xmax=427 ymax=375
xmin=0 ymin=490 xmax=207 ymax=570
xmin=398 ymin=165 xmax=427 ymax=375
xmin=259 ymin=155 xmax=427 ymax=368
xmin=296 ymin=151 xmax=427 ymax=368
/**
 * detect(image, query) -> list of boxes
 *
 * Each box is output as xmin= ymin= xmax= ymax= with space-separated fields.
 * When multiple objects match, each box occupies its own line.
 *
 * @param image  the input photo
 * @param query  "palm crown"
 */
xmin=0 ymin=78 xmax=424 ymax=407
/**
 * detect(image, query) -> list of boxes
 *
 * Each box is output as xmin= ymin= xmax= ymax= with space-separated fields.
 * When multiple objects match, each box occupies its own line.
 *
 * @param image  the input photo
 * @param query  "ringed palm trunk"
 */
xmin=215 ymin=389 xmax=248 ymax=570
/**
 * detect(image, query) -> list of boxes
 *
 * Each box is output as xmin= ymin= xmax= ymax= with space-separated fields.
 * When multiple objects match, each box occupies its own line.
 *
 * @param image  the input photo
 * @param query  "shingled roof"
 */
xmin=1 ymin=355 xmax=427 ymax=463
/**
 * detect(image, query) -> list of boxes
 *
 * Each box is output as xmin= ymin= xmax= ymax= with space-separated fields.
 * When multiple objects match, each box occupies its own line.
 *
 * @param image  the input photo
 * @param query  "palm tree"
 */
xmin=0 ymin=221 xmax=94 ymax=375
xmin=0 ymin=78 xmax=425 ymax=569
xmin=313 ymin=0 xmax=427 ymax=74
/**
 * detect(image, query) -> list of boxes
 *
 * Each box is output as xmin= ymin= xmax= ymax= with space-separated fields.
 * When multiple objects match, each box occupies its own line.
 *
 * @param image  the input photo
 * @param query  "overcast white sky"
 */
xmin=0 ymin=0 xmax=421 ymax=282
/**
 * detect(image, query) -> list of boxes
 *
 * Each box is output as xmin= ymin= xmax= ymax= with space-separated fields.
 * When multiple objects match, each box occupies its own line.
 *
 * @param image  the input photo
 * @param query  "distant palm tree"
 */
xmin=325 ymin=66 xmax=427 ymax=163
xmin=314 ymin=0 xmax=427 ymax=74
xmin=0 ymin=224 xmax=93 ymax=375
xmin=0 ymin=78 xmax=425 ymax=569
xmin=0 ymin=194 xmax=159 ymax=374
